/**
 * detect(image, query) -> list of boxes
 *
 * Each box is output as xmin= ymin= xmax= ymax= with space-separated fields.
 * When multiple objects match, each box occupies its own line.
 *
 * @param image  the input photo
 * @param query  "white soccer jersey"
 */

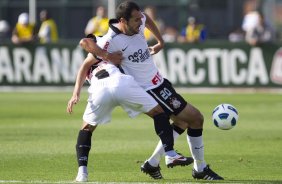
xmin=96 ymin=13 xmax=164 ymax=91
xmin=89 ymin=60 xmax=122 ymax=83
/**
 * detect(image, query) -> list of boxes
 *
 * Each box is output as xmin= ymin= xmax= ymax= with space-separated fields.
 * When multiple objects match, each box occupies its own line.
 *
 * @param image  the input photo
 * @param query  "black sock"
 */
xmin=187 ymin=127 xmax=203 ymax=137
xmin=76 ymin=130 xmax=92 ymax=166
xmin=172 ymin=124 xmax=185 ymax=135
xmin=153 ymin=113 xmax=174 ymax=152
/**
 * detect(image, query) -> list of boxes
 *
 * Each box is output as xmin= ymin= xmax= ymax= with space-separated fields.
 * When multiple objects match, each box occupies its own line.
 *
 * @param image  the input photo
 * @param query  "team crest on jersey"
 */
xmin=170 ymin=97 xmax=181 ymax=109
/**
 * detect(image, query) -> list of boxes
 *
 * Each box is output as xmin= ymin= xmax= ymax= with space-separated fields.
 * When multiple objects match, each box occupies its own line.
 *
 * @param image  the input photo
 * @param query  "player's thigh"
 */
xmin=171 ymin=102 xmax=204 ymax=129
xmin=115 ymin=77 xmax=158 ymax=118
xmin=83 ymin=88 xmax=117 ymax=125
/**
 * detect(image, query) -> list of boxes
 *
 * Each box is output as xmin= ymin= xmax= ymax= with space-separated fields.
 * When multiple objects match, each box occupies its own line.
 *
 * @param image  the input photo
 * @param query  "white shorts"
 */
xmin=83 ymin=75 xmax=158 ymax=126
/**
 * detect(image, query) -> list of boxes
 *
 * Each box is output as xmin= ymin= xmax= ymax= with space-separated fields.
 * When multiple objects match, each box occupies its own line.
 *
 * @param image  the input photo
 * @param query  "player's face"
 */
xmin=126 ymin=10 xmax=143 ymax=35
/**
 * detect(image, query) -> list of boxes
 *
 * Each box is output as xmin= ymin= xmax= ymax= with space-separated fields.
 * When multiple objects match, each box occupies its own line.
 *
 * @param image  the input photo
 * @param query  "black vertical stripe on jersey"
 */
xmin=117 ymin=65 xmax=125 ymax=74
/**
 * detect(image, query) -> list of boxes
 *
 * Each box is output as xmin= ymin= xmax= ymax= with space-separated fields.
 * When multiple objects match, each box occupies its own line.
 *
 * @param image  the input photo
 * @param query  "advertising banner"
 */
xmin=0 ymin=42 xmax=282 ymax=88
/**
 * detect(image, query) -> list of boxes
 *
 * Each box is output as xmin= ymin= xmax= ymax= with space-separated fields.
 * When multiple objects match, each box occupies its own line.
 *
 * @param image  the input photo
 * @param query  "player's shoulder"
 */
xmin=96 ymin=30 xmax=118 ymax=45
xmin=108 ymin=19 xmax=127 ymax=40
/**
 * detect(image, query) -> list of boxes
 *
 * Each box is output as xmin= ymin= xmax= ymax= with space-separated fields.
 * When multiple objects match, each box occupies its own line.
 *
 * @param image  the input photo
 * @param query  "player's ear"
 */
xmin=119 ymin=17 xmax=127 ymax=24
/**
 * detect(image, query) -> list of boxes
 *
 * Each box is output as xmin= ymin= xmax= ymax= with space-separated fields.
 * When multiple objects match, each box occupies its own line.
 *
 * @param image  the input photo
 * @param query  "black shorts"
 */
xmin=147 ymin=79 xmax=187 ymax=116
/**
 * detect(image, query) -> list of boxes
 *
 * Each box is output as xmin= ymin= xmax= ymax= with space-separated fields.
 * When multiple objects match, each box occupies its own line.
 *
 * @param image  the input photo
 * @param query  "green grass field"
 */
xmin=0 ymin=91 xmax=282 ymax=184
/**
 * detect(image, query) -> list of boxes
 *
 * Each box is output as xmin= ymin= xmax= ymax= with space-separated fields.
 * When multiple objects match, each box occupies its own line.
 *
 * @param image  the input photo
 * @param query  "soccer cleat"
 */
xmin=75 ymin=172 xmax=88 ymax=182
xmin=192 ymin=165 xmax=224 ymax=180
xmin=141 ymin=161 xmax=163 ymax=179
xmin=165 ymin=153 xmax=194 ymax=168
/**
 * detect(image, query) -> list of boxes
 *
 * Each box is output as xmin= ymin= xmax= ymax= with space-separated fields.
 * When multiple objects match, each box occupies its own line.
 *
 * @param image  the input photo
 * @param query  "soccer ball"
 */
xmin=212 ymin=104 xmax=239 ymax=130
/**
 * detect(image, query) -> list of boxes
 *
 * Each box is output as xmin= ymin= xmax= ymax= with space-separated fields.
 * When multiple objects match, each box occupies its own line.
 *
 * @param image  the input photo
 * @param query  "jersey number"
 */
xmin=160 ymin=88 xmax=172 ymax=100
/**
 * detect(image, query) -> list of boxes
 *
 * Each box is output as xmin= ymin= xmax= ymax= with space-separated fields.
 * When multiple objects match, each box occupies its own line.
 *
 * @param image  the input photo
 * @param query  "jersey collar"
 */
xmin=109 ymin=19 xmax=122 ymax=34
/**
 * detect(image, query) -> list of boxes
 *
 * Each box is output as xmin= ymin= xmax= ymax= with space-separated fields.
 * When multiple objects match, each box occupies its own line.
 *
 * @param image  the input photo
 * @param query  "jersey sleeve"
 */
xmin=107 ymin=39 xmax=119 ymax=53
xmin=96 ymin=34 xmax=119 ymax=54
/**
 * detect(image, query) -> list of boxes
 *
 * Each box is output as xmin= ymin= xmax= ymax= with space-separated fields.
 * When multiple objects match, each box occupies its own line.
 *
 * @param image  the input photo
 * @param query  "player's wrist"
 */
xmin=102 ymin=51 xmax=110 ymax=61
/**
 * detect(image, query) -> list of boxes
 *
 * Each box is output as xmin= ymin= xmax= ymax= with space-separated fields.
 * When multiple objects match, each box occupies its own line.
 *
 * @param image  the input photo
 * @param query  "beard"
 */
xmin=127 ymin=25 xmax=139 ymax=35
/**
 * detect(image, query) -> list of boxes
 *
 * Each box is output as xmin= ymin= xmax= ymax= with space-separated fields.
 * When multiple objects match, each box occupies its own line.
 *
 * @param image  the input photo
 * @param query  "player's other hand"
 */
xmin=149 ymin=42 xmax=164 ymax=55
xmin=107 ymin=51 xmax=123 ymax=65
xmin=67 ymin=95 xmax=80 ymax=114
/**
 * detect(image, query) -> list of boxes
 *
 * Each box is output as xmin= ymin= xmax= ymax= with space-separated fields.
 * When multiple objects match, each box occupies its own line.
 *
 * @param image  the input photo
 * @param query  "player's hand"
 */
xmin=67 ymin=95 xmax=80 ymax=114
xmin=106 ymin=51 xmax=123 ymax=65
xmin=149 ymin=42 xmax=164 ymax=55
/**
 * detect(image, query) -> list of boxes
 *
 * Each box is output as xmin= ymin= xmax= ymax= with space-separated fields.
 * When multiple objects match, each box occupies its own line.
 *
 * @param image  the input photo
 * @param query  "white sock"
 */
xmin=78 ymin=166 xmax=88 ymax=174
xmin=187 ymin=135 xmax=206 ymax=172
xmin=165 ymin=150 xmax=177 ymax=157
xmin=148 ymin=130 xmax=180 ymax=167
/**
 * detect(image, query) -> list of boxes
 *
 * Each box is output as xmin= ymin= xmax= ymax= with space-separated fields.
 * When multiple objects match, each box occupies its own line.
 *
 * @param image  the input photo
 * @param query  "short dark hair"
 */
xmin=116 ymin=1 xmax=140 ymax=21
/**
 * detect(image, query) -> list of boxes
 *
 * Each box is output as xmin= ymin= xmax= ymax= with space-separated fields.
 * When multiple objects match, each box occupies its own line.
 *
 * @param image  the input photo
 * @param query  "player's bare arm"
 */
xmin=79 ymin=38 xmax=123 ymax=65
xmin=144 ymin=13 xmax=164 ymax=55
xmin=67 ymin=54 xmax=97 ymax=114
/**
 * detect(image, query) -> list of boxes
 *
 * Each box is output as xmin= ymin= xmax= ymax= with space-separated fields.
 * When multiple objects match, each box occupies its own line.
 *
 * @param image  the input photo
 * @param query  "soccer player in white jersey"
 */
xmin=92 ymin=1 xmax=223 ymax=181
xmin=67 ymin=36 xmax=192 ymax=182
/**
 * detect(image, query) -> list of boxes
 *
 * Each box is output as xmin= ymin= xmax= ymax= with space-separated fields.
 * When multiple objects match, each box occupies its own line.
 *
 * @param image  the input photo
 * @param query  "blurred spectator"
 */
xmin=11 ymin=12 xmax=36 ymax=44
xmin=242 ymin=11 xmax=260 ymax=33
xmin=228 ymin=28 xmax=245 ymax=42
xmin=84 ymin=6 xmax=109 ymax=36
xmin=38 ymin=10 xmax=58 ymax=43
xmin=245 ymin=12 xmax=274 ymax=46
xmin=162 ymin=26 xmax=178 ymax=43
xmin=0 ymin=20 xmax=10 ymax=41
xmin=143 ymin=6 xmax=164 ymax=42
xmin=179 ymin=16 xmax=207 ymax=43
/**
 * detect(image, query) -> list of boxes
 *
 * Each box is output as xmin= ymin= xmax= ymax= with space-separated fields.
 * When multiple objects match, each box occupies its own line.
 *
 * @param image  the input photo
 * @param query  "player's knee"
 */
xmin=191 ymin=111 xmax=204 ymax=128
xmin=190 ymin=106 xmax=204 ymax=127
xmin=81 ymin=123 xmax=97 ymax=132
xmin=197 ymin=112 xmax=204 ymax=126
xmin=187 ymin=110 xmax=204 ymax=129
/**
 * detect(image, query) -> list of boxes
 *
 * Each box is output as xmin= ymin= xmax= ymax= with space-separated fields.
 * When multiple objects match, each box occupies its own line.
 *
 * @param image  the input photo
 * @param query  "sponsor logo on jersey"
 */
xmin=103 ymin=41 xmax=110 ymax=50
xmin=128 ymin=48 xmax=150 ymax=63
xmin=122 ymin=45 xmax=128 ymax=51
xmin=152 ymin=72 xmax=163 ymax=85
